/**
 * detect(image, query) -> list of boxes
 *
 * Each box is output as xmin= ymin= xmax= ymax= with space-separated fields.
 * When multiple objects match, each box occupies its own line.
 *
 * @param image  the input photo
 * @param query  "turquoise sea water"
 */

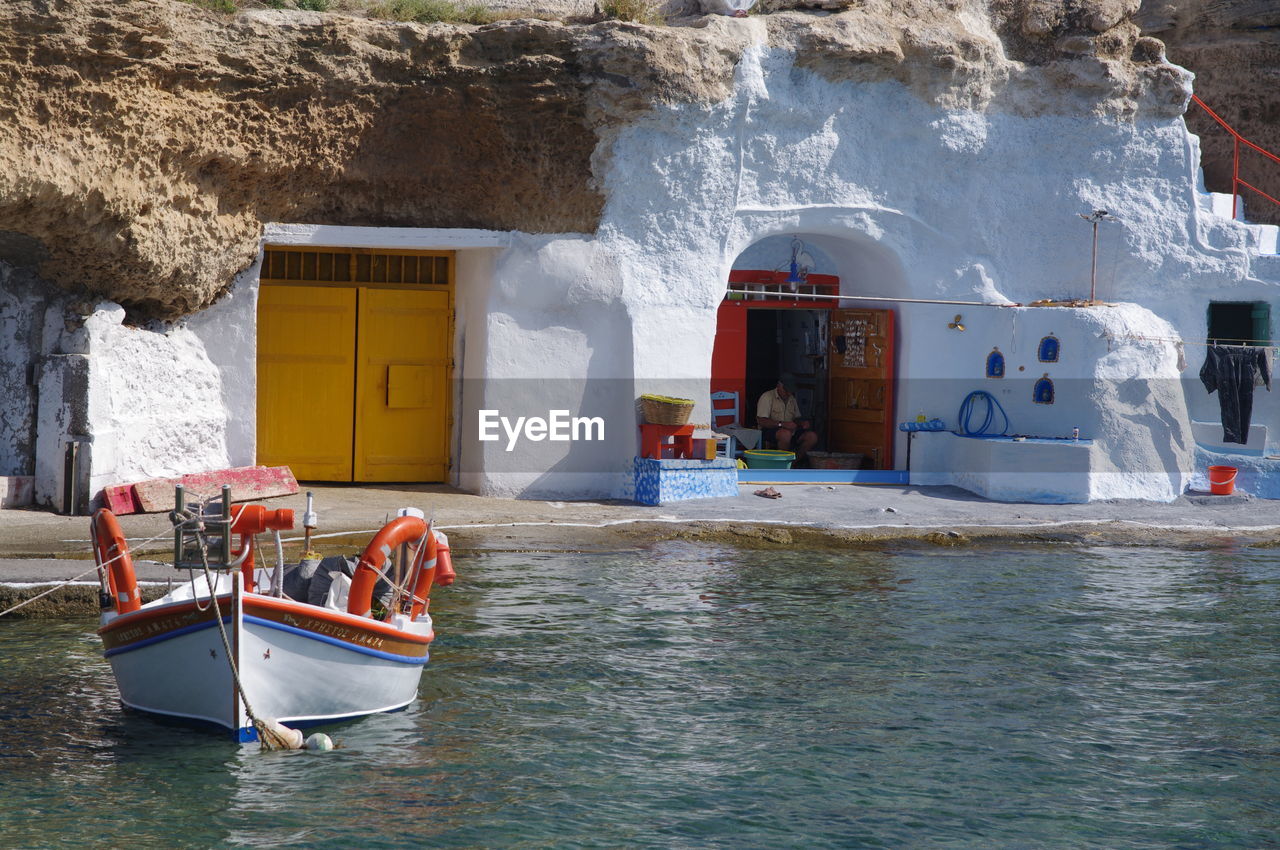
xmin=0 ymin=542 xmax=1276 ymax=848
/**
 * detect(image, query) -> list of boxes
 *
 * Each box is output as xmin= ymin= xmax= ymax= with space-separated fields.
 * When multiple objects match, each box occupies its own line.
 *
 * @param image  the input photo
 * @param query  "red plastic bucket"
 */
xmin=1208 ymin=465 xmax=1238 ymax=496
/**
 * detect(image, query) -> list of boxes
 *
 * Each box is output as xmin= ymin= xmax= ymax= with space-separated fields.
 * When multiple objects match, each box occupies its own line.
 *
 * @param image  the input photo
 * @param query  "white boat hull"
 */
xmin=100 ymin=575 xmax=433 ymax=741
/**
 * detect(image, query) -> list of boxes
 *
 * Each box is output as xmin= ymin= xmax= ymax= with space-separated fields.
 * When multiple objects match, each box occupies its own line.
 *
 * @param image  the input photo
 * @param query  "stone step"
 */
xmin=1196 ymin=190 xmax=1279 ymax=254
xmin=1254 ymin=222 xmax=1279 ymax=254
xmin=1197 ymin=190 xmax=1243 ymax=221
xmin=0 ymin=476 xmax=33 ymax=508
xmin=1252 ymin=253 xmax=1280 ymax=277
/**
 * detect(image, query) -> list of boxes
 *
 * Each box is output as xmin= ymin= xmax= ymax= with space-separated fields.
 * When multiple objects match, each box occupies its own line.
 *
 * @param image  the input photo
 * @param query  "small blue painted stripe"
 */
xmin=243 ymin=615 xmax=428 ymax=665
xmin=103 ymin=619 xmax=223 ymax=658
xmin=233 ymin=703 xmax=413 ymax=742
xmin=737 ymin=469 xmax=909 ymax=484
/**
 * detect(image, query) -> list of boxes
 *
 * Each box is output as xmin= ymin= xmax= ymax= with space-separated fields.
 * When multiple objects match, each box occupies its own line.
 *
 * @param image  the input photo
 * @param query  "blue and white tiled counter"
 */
xmin=627 ymin=457 xmax=739 ymax=505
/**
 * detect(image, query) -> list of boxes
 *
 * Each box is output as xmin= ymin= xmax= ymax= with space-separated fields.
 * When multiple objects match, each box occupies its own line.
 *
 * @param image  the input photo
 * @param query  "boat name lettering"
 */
xmin=279 ymin=612 xmax=387 ymax=649
xmin=113 ymin=610 xmax=206 ymax=644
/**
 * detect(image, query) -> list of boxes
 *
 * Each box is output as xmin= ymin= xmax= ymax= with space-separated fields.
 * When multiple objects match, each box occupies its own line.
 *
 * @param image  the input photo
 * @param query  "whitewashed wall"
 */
xmin=45 ymin=44 xmax=1280 ymax=506
xmin=905 ymin=303 xmax=1192 ymax=501
xmin=188 ymin=259 xmax=264 ymax=471
xmin=568 ymin=45 xmax=1272 ymax=501
xmin=81 ymin=304 xmax=231 ymax=502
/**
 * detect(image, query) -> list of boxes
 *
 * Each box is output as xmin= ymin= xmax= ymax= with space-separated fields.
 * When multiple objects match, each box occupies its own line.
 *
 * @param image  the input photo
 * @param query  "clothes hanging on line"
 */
xmin=1199 ymin=345 xmax=1271 ymax=444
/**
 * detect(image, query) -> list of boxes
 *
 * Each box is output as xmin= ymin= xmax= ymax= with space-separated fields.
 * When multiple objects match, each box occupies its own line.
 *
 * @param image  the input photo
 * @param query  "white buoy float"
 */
xmin=305 ymin=733 xmax=334 ymax=751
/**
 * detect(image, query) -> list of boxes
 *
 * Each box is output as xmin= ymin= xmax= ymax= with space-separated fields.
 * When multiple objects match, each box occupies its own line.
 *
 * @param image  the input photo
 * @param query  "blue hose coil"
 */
xmin=958 ymin=391 xmax=1010 ymax=437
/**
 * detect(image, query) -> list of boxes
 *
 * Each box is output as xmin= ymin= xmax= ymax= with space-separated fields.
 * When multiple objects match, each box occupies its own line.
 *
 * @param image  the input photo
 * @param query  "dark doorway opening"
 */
xmin=744 ymin=309 xmax=828 ymax=446
xmin=1207 ymin=301 xmax=1270 ymax=346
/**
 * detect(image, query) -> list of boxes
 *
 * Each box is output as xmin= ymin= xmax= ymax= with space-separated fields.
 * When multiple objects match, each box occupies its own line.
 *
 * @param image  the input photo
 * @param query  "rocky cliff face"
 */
xmin=0 ymin=0 xmax=1187 ymax=321
xmin=1138 ymin=0 xmax=1280 ymax=225
xmin=0 ymin=1 xmax=753 ymax=320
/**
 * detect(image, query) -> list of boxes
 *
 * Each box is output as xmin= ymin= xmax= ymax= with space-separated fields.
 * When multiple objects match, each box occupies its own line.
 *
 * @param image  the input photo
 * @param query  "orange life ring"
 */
xmin=348 ymin=515 xmax=429 ymax=618
xmin=92 ymin=509 xmax=140 ymax=615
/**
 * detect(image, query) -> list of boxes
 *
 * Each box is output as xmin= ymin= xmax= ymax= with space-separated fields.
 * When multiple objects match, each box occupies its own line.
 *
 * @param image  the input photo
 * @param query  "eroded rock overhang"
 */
xmin=0 ymin=0 xmax=1189 ymax=322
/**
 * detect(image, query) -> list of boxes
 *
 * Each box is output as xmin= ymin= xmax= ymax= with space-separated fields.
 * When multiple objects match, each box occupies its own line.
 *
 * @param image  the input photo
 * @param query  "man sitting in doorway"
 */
xmin=756 ymin=374 xmax=818 ymax=464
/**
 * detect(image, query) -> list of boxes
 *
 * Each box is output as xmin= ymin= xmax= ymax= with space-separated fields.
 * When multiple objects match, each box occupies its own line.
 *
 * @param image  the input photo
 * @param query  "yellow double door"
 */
xmin=257 ymin=285 xmax=451 ymax=482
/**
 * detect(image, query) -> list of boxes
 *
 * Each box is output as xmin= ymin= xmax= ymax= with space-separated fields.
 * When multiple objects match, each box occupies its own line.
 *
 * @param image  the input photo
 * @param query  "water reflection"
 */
xmin=1 ymin=543 xmax=1276 ymax=848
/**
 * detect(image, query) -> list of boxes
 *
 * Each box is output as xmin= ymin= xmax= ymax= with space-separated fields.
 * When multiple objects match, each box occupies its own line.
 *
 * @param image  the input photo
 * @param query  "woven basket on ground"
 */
xmin=640 ymin=394 xmax=694 ymax=426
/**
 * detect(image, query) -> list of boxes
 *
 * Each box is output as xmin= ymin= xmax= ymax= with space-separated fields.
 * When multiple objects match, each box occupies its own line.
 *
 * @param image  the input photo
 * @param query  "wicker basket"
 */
xmin=640 ymin=394 xmax=694 ymax=426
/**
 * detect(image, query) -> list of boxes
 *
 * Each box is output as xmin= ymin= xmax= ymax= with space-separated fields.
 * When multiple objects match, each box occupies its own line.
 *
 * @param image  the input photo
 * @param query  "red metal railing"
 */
xmin=1191 ymin=94 xmax=1280 ymax=220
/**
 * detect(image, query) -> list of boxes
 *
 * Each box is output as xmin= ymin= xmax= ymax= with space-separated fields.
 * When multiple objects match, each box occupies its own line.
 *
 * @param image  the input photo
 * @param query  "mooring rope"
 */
xmin=0 ymin=563 xmax=103 ymax=618
xmin=189 ymin=525 xmax=296 ymax=751
xmin=1 ymin=505 xmax=297 ymax=749
xmin=0 ymin=518 xmax=188 ymax=619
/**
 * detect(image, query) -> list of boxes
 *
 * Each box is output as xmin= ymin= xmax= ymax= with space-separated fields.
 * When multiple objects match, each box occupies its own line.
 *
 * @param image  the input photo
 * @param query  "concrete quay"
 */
xmin=2 ymin=482 xmax=1277 ymax=616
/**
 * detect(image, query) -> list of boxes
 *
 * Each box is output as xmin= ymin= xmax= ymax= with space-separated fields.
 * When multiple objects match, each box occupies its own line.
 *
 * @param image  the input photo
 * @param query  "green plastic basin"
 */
xmin=743 ymin=449 xmax=795 ymax=469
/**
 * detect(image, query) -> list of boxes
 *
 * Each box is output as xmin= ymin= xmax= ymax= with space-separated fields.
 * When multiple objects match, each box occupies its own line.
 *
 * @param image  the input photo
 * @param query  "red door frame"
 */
xmin=710 ymin=271 xmax=839 ymax=424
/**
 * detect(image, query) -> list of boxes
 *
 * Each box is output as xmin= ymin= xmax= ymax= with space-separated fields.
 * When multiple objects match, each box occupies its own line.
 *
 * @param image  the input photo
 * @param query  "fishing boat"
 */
xmin=91 ymin=486 xmax=455 ymax=743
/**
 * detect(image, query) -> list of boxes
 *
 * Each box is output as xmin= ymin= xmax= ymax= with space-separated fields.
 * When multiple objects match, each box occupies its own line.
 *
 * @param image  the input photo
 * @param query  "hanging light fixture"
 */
xmin=784 ymin=237 xmax=812 ymax=292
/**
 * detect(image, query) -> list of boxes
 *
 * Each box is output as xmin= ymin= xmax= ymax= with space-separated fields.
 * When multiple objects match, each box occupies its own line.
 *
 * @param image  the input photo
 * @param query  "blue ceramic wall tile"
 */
xmin=632 ymin=457 xmax=738 ymax=505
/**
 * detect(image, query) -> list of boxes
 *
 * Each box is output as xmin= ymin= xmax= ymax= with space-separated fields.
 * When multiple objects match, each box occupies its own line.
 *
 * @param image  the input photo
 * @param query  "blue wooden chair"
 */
xmin=710 ymin=391 xmax=740 ymax=458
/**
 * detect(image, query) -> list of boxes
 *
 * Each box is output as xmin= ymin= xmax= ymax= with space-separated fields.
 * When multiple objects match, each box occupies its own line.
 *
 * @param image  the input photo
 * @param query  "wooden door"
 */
xmin=354 ymin=287 xmax=452 ymax=482
xmin=827 ymin=308 xmax=895 ymax=469
xmin=257 ymin=246 xmax=453 ymax=483
xmin=257 ymin=285 xmax=358 ymax=481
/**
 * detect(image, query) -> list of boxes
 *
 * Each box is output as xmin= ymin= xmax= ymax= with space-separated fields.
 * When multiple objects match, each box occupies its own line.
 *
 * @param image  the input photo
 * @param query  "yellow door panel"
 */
xmin=256 ymin=286 xmax=357 ymax=481
xmin=354 ymin=288 xmax=451 ymax=482
xmin=386 ymin=364 xmax=433 ymax=408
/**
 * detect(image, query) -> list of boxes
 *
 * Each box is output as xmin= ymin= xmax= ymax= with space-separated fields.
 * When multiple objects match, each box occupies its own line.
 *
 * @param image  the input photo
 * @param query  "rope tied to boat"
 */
xmin=367 ymin=525 xmax=431 ymax=618
xmin=0 ymin=516 xmax=191 ymax=620
xmin=5 ymin=498 xmax=320 ymax=750
xmin=189 ymin=514 xmax=302 ymax=752
xmin=0 ymin=563 xmax=104 ymax=619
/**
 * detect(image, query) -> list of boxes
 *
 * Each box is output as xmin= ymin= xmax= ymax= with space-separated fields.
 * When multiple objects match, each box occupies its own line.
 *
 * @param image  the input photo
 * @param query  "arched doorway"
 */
xmin=710 ymin=235 xmax=897 ymax=470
